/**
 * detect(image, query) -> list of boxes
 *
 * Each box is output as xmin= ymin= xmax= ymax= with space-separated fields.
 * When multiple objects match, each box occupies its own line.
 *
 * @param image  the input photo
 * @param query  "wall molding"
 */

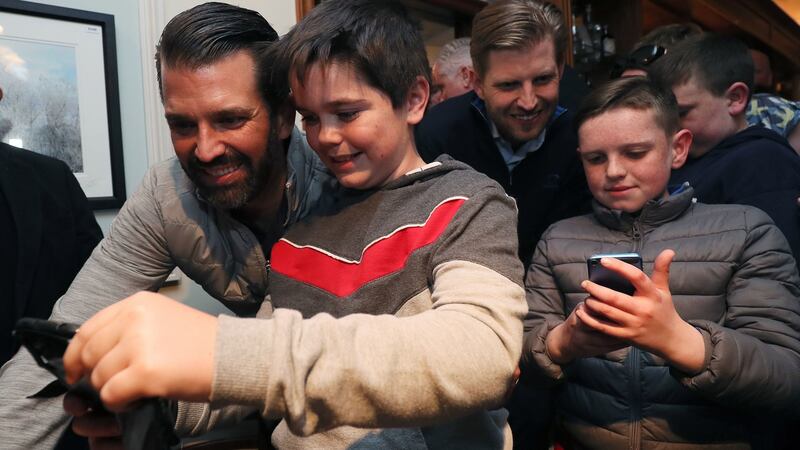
xmin=137 ymin=0 xmax=173 ymax=165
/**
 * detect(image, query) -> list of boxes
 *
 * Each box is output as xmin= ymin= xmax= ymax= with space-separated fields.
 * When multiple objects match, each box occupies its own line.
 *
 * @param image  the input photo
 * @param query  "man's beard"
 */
xmin=186 ymin=128 xmax=283 ymax=211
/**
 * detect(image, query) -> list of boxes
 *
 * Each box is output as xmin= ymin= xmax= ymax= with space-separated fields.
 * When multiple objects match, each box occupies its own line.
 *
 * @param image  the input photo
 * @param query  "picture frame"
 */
xmin=0 ymin=0 xmax=125 ymax=209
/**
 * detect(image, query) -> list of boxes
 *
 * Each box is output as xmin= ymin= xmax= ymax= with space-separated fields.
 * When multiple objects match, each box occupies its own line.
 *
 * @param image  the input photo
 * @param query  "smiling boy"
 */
xmin=520 ymin=77 xmax=800 ymax=449
xmin=64 ymin=1 xmax=526 ymax=449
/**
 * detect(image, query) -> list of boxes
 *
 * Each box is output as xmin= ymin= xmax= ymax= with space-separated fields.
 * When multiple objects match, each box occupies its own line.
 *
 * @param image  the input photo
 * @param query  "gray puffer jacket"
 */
xmin=521 ymin=186 xmax=800 ymax=450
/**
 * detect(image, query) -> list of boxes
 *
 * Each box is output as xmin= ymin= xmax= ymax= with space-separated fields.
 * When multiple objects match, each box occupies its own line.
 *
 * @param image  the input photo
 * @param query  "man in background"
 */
xmin=430 ymin=37 xmax=474 ymax=106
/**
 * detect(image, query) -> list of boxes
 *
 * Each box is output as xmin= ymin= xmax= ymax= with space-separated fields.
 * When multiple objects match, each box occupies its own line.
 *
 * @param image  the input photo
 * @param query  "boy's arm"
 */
xmin=209 ymin=187 xmax=526 ymax=436
xmin=673 ymin=208 xmax=800 ymax=414
xmin=0 ymin=164 xmax=176 ymax=449
xmin=519 ymin=237 xmax=569 ymax=384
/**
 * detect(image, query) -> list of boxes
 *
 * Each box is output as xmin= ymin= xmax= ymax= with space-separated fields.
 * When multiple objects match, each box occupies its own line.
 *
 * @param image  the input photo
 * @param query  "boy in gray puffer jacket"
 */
xmin=521 ymin=76 xmax=800 ymax=449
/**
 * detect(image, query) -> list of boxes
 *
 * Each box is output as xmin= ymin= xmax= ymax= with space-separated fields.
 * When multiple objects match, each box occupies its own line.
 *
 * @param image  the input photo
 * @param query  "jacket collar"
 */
xmin=593 ymin=183 xmax=695 ymax=232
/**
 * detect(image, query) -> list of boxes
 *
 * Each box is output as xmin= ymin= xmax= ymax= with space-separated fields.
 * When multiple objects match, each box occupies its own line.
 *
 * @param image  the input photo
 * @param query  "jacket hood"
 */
xmin=711 ymin=124 xmax=795 ymax=157
xmin=593 ymin=184 xmax=695 ymax=232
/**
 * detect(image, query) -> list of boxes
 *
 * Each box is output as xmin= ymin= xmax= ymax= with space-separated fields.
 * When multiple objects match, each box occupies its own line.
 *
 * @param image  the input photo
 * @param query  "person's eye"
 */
xmin=496 ymin=82 xmax=519 ymax=91
xmin=337 ymin=111 xmax=360 ymax=122
xmin=167 ymin=120 xmax=196 ymax=137
xmin=582 ymin=154 xmax=605 ymax=165
xmin=678 ymin=108 xmax=690 ymax=118
xmin=217 ymin=116 xmax=247 ymax=129
xmin=626 ymin=151 xmax=648 ymax=160
xmin=534 ymin=74 xmax=555 ymax=86
xmin=300 ymin=114 xmax=319 ymax=127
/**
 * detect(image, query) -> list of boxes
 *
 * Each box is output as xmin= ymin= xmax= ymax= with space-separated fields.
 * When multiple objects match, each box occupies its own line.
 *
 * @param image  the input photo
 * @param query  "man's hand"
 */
xmin=578 ymin=249 xmax=705 ymax=374
xmin=63 ymin=392 xmax=123 ymax=450
xmin=63 ymin=292 xmax=218 ymax=411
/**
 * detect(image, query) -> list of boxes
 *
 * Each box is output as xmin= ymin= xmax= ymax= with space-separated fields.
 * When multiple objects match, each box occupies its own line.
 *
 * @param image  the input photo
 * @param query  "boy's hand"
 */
xmin=63 ymin=392 xmax=123 ymax=450
xmin=578 ymin=250 xmax=705 ymax=374
xmin=546 ymin=303 xmax=627 ymax=365
xmin=63 ymin=292 xmax=218 ymax=411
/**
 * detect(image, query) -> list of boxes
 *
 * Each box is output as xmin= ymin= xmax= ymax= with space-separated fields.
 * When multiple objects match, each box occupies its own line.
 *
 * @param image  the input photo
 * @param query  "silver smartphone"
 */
xmin=587 ymin=253 xmax=643 ymax=296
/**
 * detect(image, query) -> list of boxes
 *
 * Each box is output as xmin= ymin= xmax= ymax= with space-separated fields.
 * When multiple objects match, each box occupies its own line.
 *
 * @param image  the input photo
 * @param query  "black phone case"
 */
xmin=14 ymin=318 xmax=179 ymax=450
xmin=587 ymin=255 xmax=643 ymax=296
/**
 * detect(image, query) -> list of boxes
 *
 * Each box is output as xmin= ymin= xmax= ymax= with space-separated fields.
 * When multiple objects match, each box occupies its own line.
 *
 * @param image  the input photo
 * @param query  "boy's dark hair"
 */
xmin=633 ymin=22 xmax=703 ymax=51
xmin=155 ymin=2 xmax=286 ymax=111
xmin=574 ymin=77 xmax=680 ymax=137
xmin=274 ymin=0 xmax=430 ymax=109
xmin=470 ymin=0 xmax=567 ymax=76
xmin=648 ymin=33 xmax=754 ymax=99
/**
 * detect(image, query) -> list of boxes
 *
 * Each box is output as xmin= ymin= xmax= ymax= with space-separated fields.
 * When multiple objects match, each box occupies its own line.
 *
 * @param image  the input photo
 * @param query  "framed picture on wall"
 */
xmin=0 ymin=0 xmax=125 ymax=209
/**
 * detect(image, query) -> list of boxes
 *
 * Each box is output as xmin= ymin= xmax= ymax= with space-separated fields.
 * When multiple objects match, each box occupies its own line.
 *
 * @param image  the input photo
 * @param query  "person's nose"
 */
xmin=316 ymin=120 xmax=343 ymax=148
xmin=606 ymin=156 xmax=627 ymax=179
xmin=194 ymin=123 xmax=227 ymax=163
xmin=516 ymin=83 xmax=538 ymax=111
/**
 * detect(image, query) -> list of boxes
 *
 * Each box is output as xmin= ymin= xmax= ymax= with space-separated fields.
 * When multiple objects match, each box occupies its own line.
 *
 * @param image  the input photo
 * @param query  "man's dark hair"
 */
xmin=155 ymin=2 xmax=286 ymax=110
xmin=272 ymin=0 xmax=430 ymax=109
xmin=574 ymin=77 xmax=680 ymax=137
xmin=648 ymin=33 xmax=754 ymax=99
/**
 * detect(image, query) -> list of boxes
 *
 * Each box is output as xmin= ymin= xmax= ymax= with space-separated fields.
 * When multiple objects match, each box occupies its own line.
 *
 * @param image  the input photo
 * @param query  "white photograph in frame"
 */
xmin=0 ymin=1 xmax=125 ymax=209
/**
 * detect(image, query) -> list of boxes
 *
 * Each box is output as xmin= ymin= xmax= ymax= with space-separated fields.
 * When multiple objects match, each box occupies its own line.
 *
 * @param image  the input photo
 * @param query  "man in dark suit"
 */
xmin=0 ymin=141 xmax=102 ymax=364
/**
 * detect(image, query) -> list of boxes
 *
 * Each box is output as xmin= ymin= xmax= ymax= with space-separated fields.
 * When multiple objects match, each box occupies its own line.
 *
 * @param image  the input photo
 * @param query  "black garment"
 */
xmin=415 ymin=92 xmax=591 ymax=266
xmin=670 ymin=125 xmax=800 ymax=261
xmin=0 ymin=187 xmax=17 ymax=363
xmin=0 ymin=143 xmax=102 ymax=364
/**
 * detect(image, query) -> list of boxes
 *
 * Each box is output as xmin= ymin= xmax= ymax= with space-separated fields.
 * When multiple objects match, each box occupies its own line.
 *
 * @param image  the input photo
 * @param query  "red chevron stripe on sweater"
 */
xmin=270 ymin=197 xmax=466 ymax=297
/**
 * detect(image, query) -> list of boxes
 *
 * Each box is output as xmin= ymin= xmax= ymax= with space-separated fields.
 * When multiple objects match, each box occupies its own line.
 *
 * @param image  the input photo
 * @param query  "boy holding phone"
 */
xmin=521 ymin=76 xmax=800 ymax=448
xmin=63 ymin=1 xmax=526 ymax=448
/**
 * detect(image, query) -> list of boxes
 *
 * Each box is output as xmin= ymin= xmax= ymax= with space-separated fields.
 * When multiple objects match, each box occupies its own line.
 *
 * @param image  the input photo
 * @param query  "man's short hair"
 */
xmin=574 ymin=77 xmax=680 ymax=137
xmin=435 ymin=37 xmax=472 ymax=75
xmin=648 ymin=33 xmax=754 ymax=98
xmin=274 ymin=0 xmax=430 ymax=109
xmin=470 ymin=0 xmax=567 ymax=76
xmin=634 ymin=23 xmax=703 ymax=51
xmin=155 ymin=2 xmax=286 ymax=111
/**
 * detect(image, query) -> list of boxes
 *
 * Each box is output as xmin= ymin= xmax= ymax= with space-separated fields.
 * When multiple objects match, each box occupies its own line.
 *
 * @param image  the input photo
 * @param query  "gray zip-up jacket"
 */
xmin=522 ymin=187 xmax=800 ymax=450
xmin=0 ymin=128 xmax=335 ymax=449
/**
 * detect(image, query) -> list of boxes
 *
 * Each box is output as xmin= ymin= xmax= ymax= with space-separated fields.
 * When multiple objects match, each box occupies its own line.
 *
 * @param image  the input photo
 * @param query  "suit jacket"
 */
xmin=0 ymin=142 xmax=102 ymax=364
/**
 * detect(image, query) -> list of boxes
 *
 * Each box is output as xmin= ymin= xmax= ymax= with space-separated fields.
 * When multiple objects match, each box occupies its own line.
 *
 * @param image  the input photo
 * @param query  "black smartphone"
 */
xmin=14 ymin=318 xmax=179 ymax=450
xmin=13 ymin=318 xmax=102 ymax=406
xmin=587 ymin=253 xmax=643 ymax=296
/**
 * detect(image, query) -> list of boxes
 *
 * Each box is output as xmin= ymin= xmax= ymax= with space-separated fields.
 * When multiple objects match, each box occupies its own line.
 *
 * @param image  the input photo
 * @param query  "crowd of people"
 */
xmin=0 ymin=0 xmax=798 ymax=449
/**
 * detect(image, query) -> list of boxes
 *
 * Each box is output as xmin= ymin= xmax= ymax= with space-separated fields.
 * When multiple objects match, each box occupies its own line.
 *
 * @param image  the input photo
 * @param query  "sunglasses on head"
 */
xmin=610 ymin=44 xmax=668 ymax=78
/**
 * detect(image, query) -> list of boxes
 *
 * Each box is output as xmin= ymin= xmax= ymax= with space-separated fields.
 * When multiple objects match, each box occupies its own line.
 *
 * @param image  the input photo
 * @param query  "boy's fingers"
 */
xmin=584 ymin=298 xmax=635 ymax=326
xmin=650 ymin=249 xmax=675 ymax=290
xmin=100 ymin=369 xmax=148 ymax=412
xmin=575 ymin=303 xmax=625 ymax=338
xmin=600 ymin=257 xmax=660 ymax=300
xmin=64 ymin=306 xmax=124 ymax=383
xmin=582 ymin=279 xmax=638 ymax=314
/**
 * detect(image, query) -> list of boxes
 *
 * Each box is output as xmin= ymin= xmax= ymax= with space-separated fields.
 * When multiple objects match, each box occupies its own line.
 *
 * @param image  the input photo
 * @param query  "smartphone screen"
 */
xmin=587 ymin=253 xmax=643 ymax=295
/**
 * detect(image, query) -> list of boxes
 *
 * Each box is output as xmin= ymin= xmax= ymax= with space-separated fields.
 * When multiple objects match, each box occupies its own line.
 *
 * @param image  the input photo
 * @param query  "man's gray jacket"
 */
xmin=0 ymin=128 xmax=335 ymax=449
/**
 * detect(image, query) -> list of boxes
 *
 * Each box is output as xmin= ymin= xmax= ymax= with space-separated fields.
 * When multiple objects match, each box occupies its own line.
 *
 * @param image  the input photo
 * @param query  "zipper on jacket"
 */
xmin=626 ymin=347 xmax=642 ymax=450
xmin=631 ymin=220 xmax=642 ymax=252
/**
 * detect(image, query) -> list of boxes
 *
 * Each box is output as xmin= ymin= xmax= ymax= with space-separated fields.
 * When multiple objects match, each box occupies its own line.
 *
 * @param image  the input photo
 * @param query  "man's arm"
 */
xmin=0 ymin=164 xmax=176 ymax=449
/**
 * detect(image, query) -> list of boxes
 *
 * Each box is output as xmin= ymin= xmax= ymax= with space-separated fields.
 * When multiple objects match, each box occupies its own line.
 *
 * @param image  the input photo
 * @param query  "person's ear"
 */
xmin=274 ymin=101 xmax=295 ymax=140
xmin=557 ymin=60 xmax=565 ymax=81
xmin=458 ymin=66 xmax=474 ymax=89
xmin=725 ymin=81 xmax=749 ymax=116
xmin=473 ymin=71 xmax=486 ymax=100
xmin=405 ymin=75 xmax=429 ymax=125
xmin=670 ymin=128 xmax=692 ymax=169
